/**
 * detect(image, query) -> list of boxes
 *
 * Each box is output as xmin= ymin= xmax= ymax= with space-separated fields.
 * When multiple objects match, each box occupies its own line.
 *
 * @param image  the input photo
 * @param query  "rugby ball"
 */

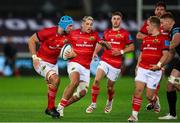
xmin=60 ymin=44 xmax=72 ymax=60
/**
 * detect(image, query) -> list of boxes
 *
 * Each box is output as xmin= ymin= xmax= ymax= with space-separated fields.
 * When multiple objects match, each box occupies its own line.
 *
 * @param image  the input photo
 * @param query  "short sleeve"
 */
xmin=36 ymin=28 xmax=53 ymax=42
xmin=125 ymin=31 xmax=134 ymax=45
xmin=161 ymin=38 xmax=170 ymax=50
xmin=139 ymin=20 xmax=148 ymax=35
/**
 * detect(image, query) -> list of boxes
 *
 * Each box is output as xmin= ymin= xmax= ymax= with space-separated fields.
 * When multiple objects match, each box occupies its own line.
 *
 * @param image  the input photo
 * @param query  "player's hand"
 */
xmin=99 ymin=40 xmax=112 ymax=50
xmin=33 ymin=59 xmax=40 ymax=70
xmin=149 ymin=64 xmax=161 ymax=71
xmin=32 ymin=55 xmax=41 ymax=69
xmin=112 ymin=49 xmax=121 ymax=56
xmin=65 ymin=49 xmax=77 ymax=58
xmin=92 ymin=52 xmax=98 ymax=59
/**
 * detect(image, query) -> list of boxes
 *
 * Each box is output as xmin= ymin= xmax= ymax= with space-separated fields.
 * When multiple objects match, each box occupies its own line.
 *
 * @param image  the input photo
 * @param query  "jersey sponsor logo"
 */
xmin=49 ymin=45 xmax=62 ymax=49
xmin=109 ymin=41 xmax=120 ymax=45
xmin=76 ymin=43 xmax=94 ymax=47
xmin=165 ymin=40 xmax=170 ymax=46
xmin=143 ymin=44 xmax=157 ymax=50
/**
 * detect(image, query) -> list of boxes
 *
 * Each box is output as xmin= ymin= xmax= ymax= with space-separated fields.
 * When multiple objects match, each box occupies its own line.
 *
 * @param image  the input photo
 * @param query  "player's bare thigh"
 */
xmin=167 ymin=69 xmax=180 ymax=92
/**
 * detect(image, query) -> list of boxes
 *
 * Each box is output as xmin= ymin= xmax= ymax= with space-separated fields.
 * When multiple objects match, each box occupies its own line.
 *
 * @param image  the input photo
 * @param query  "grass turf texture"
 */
xmin=0 ymin=76 xmax=179 ymax=122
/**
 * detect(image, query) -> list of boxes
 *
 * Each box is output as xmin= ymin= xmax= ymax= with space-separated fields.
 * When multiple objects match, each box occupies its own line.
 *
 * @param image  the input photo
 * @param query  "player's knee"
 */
xmin=79 ymin=89 xmax=87 ymax=97
xmin=74 ymin=82 xmax=88 ymax=98
xmin=49 ymin=74 xmax=60 ymax=88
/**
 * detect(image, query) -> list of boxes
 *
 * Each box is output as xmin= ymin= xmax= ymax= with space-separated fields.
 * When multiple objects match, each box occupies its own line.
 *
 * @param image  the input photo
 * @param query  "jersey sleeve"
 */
xmin=36 ymin=28 xmax=52 ymax=42
xmin=96 ymin=32 xmax=102 ymax=43
xmin=125 ymin=31 xmax=134 ymax=45
xmin=161 ymin=38 xmax=170 ymax=50
xmin=139 ymin=20 xmax=148 ymax=35
xmin=172 ymin=27 xmax=180 ymax=36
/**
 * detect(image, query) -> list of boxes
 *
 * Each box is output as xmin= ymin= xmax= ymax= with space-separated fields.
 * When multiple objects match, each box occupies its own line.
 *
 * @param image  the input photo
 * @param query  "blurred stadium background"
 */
xmin=0 ymin=0 xmax=180 ymax=76
xmin=0 ymin=0 xmax=180 ymax=122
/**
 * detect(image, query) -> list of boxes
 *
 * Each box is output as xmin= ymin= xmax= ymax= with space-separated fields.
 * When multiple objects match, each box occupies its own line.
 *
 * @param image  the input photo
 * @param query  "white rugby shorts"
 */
xmin=135 ymin=67 xmax=162 ymax=89
xmin=67 ymin=62 xmax=90 ymax=84
xmin=34 ymin=60 xmax=58 ymax=80
xmin=97 ymin=61 xmax=121 ymax=81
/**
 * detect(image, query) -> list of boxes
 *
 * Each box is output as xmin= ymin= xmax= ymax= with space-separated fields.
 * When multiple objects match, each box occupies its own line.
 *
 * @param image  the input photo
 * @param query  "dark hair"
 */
xmin=155 ymin=1 xmax=166 ymax=10
xmin=148 ymin=16 xmax=160 ymax=28
xmin=111 ymin=11 xmax=123 ymax=18
xmin=161 ymin=12 xmax=174 ymax=20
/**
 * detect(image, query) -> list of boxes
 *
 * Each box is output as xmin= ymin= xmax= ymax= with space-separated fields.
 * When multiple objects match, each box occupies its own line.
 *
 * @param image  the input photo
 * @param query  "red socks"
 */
xmin=47 ymin=86 xmax=57 ymax=109
xmin=60 ymin=98 xmax=68 ymax=107
xmin=91 ymin=85 xmax=100 ymax=103
xmin=132 ymin=96 xmax=142 ymax=112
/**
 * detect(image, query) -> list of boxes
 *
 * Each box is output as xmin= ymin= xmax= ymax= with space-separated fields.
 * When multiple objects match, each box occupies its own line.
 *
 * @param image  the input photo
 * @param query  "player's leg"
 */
xmin=66 ymin=81 xmax=89 ymax=106
xmin=86 ymin=62 xmax=106 ymax=113
xmin=65 ymin=63 xmax=90 ymax=107
xmin=45 ymin=71 xmax=60 ymax=118
xmin=145 ymin=69 xmax=162 ymax=114
xmin=33 ymin=60 xmax=60 ymax=118
xmin=104 ymin=64 xmax=120 ymax=113
xmin=104 ymin=79 xmax=115 ymax=113
xmin=57 ymin=71 xmax=80 ymax=117
xmin=128 ymin=81 xmax=145 ymax=122
xmin=158 ymin=68 xmax=180 ymax=120
xmin=146 ymin=68 xmax=165 ymax=112
xmin=128 ymin=67 xmax=147 ymax=122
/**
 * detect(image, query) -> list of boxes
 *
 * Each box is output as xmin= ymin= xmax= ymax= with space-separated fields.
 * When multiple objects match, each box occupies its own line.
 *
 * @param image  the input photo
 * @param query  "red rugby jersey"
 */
xmin=139 ymin=34 xmax=170 ymax=69
xmin=36 ymin=27 xmax=69 ymax=64
xmin=69 ymin=29 xmax=101 ymax=69
xmin=101 ymin=28 xmax=134 ymax=68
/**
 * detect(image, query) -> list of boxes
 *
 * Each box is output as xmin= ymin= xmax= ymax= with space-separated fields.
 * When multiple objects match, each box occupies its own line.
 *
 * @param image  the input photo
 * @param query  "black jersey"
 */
xmin=169 ymin=24 xmax=180 ymax=57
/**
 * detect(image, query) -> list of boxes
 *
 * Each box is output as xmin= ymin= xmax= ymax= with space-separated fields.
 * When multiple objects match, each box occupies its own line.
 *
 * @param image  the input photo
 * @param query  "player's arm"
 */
xmin=28 ymin=33 xmax=39 ymax=55
xmin=112 ymin=43 xmax=135 ymax=56
xmin=164 ymin=33 xmax=180 ymax=64
xmin=136 ymin=32 xmax=147 ymax=40
xmin=170 ymin=33 xmax=180 ymax=50
xmin=136 ymin=20 xmax=148 ymax=40
xmin=150 ymin=50 xmax=169 ymax=71
xmin=123 ymin=43 xmax=135 ymax=54
xmin=92 ymin=43 xmax=103 ymax=59
xmin=28 ymin=33 xmax=41 ymax=59
xmin=98 ymin=40 xmax=112 ymax=50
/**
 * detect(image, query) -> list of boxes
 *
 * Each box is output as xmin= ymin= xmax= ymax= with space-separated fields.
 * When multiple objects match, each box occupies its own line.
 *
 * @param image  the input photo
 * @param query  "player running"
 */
xmin=128 ymin=16 xmax=170 ymax=122
xmin=136 ymin=1 xmax=167 ymax=113
xmin=56 ymin=16 xmax=111 ymax=117
xmin=86 ymin=11 xmax=134 ymax=114
xmin=28 ymin=15 xmax=76 ymax=118
xmin=158 ymin=12 xmax=180 ymax=120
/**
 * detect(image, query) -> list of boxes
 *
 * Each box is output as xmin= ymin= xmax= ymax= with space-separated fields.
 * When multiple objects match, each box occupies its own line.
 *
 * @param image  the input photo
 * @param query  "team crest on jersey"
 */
xmin=116 ymin=34 xmax=121 ymax=38
xmin=63 ymin=39 xmax=68 ymax=43
xmin=89 ymin=36 xmax=95 ymax=41
xmin=153 ymin=39 xmax=158 ymax=43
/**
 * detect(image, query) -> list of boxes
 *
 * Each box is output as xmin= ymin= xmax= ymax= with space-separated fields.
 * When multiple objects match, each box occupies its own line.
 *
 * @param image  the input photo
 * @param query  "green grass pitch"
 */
xmin=0 ymin=76 xmax=179 ymax=122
